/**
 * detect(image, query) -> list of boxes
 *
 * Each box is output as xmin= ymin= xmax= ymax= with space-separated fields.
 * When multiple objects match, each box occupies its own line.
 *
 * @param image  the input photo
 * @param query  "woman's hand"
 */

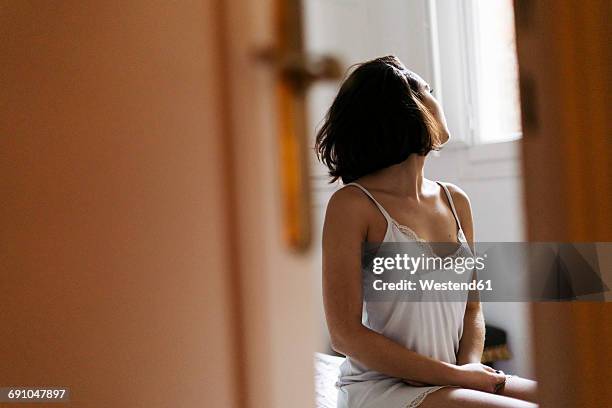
xmin=452 ymin=363 xmax=507 ymax=393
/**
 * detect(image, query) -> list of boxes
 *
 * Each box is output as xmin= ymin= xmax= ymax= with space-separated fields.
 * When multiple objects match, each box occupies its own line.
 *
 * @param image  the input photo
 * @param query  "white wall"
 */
xmin=304 ymin=0 xmax=533 ymax=378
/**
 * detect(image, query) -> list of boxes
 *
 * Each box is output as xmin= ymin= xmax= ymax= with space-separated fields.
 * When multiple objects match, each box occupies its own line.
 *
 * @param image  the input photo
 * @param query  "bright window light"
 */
xmin=472 ymin=0 xmax=522 ymax=143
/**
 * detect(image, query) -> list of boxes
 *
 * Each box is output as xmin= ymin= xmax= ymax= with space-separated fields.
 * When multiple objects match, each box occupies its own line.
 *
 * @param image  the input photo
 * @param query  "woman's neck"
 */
xmin=359 ymin=155 xmax=427 ymax=199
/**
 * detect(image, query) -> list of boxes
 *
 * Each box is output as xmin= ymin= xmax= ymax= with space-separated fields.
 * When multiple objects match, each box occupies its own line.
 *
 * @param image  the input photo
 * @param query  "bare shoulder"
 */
xmin=440 ymin=182 xmax=475 ymax=241
xmin=325 ymin=184 xmax=375 ymax=220
xmin=323 ymin=184 xmax=382 ymax=241
xmin=441 ymin=182 xmax=472 ymax=213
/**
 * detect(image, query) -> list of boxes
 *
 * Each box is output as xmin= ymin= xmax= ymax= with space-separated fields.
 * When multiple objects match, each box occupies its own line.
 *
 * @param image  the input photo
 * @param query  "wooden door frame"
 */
xmin=515 ymin=1 xmax=611 ymax=407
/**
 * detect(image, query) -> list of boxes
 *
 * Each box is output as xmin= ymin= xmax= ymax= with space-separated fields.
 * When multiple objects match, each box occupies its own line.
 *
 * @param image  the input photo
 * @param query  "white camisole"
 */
xmin=335 ymin=181 xmax=473 ymax=408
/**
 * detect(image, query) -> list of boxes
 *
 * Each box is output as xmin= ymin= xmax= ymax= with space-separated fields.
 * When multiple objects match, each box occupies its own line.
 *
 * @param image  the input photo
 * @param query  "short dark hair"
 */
xmin=315 ymin=55 xmax=442 ymax=184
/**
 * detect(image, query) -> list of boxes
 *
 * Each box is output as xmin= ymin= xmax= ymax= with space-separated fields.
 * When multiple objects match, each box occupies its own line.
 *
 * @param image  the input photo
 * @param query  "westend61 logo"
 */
xmin=371 ymin=253 xmax=487 ymax=275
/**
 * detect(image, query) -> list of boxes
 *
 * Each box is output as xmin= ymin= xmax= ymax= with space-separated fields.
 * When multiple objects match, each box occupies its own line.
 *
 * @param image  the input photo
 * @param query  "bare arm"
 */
xmin=446 ymin=184 xmax=485 ymax=365
xmin=457 ymin=300 xmax=486 ymax=365
xmin=322 ymin=188 xmax=503 ymax=391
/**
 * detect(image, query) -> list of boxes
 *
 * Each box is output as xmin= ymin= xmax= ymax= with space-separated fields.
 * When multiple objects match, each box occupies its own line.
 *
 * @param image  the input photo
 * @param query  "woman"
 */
xmin=316 ymin=56 xmax=538 ymax=408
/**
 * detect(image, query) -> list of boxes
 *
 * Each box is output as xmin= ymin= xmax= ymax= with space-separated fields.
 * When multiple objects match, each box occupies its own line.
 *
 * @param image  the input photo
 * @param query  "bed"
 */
xmin=314 ymin=352 xmax=344 ymax=408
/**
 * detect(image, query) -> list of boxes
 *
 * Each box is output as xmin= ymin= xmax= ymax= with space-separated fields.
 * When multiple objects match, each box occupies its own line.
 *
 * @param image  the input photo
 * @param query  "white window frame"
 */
xmin=429 ymin=0 xmax=523 ymax=150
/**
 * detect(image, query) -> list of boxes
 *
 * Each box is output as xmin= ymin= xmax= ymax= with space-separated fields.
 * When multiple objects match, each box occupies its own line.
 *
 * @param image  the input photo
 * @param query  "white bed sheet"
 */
xmin=314 ymin=352 xmax=344 ymax=408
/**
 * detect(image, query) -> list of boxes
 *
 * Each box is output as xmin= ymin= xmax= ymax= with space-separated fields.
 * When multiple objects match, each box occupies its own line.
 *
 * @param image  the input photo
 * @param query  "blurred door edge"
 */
xmin=515 ymin=0 xmax=612 ymax=407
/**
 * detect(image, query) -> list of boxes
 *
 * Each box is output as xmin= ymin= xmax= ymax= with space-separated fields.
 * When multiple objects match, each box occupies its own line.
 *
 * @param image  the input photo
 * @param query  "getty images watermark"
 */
xmin=362 ymin=242 xmax=611 ymax=302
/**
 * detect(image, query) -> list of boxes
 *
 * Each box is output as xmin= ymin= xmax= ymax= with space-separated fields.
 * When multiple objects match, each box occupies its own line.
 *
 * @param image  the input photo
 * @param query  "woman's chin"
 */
xmin=439 ymin=131 xmax=451 ymax=147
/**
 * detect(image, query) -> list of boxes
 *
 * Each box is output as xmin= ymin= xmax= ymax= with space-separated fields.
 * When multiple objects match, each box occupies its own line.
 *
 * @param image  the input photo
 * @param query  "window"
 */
xmin=467 ymin=0 xmax=522 ymax=144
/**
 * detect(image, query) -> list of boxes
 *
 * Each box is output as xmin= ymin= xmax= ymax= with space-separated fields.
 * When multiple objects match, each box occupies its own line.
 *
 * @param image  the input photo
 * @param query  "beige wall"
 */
xmin=0 ymin=2 xmax=238 ymax=407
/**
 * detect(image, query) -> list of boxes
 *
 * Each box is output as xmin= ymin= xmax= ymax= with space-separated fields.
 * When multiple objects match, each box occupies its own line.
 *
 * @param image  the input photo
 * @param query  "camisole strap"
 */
xmin=436 ymin=181 xmax=462 ymax=231
xmin=344 ymin=182 xmax=393 ymax=223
